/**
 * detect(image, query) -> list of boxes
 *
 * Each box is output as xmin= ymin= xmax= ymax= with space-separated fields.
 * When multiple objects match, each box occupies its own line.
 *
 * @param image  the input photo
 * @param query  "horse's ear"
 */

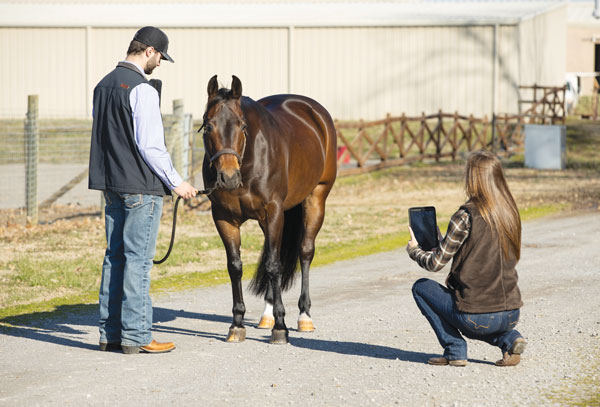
xmin=207 ymin=75 xmax=218 ymax=98
xmin=231 ymin=75 xmax=242 ymax=100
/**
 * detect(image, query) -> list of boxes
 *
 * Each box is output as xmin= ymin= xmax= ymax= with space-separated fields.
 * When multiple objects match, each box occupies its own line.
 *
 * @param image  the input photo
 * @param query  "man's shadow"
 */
xmin=0 ymin=305 xmax=234 ymax=350
xmin=0 ymin=305 xmax=492 ymax=364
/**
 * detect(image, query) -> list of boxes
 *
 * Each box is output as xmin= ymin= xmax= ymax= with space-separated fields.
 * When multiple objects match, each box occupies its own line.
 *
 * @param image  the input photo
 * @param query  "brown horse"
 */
xmin=201 ymin=75 xmax=337 ymax=344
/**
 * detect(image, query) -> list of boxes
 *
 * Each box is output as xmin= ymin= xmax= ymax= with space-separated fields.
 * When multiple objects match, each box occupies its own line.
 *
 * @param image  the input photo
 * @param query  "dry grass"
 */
xmin=1 ymin=121 xmax=600 ymax=316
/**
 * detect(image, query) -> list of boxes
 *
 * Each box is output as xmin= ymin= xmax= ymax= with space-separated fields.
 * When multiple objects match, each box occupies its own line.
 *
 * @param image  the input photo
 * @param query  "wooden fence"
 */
xmin=518 ymin=84 xmax=566 ymax=125
xmin=335 ymin=84 xmax=565 ymax=176
xmin=335 ymin=111 xmax=516 ymax=176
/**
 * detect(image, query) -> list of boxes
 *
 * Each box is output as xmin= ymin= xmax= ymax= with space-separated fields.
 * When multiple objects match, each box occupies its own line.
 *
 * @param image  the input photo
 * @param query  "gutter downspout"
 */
xmin=288 ymin=25 xmax=294 ymax=94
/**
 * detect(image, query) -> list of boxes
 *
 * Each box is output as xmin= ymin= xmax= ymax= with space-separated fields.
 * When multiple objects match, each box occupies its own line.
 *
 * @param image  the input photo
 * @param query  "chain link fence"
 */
xmin=0 ymin=95 xmax=200 ymax=224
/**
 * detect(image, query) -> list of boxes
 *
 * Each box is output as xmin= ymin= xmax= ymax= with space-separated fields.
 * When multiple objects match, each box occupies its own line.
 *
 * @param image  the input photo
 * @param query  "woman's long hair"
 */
xmin=465 ymin=151 xmax=521 ymax=261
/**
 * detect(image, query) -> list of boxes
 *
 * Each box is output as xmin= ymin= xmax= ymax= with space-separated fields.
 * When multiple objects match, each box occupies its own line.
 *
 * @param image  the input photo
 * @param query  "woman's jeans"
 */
xmin=99 ymin=191 xmax=163 ymax=347
xmin=412 ymin=278 xmax=522 ymax=361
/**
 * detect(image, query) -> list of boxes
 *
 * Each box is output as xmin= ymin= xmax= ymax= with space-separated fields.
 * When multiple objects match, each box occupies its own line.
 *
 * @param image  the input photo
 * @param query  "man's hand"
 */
xmin=407 ymin=226 xmax=419 ymax=249
xmin=173 ymin=181 xmax=198 ymax=200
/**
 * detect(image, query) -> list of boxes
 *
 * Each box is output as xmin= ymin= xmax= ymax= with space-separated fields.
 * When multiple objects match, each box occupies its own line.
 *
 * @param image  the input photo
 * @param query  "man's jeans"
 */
xmin=99 ymin=191 xmax=163 ymax=347
xmin=412 ymin=278 xmax=522 ymax=361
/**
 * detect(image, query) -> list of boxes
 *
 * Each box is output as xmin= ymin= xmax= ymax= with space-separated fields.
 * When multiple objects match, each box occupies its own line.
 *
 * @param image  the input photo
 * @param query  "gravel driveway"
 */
xmin=1 ymin=212 xmax=599 ymax=406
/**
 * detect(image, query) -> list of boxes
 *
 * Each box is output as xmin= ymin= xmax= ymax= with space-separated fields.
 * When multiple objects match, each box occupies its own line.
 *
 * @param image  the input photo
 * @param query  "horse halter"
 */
xmin=199 ymin=107 xmax=247 ymax=167
xmin=209 ymin=147 xmax=243 ymax=165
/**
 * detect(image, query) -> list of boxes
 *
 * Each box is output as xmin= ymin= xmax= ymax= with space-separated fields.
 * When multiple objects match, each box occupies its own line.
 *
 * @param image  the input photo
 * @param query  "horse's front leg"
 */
xmin=263 ymin=205 xmax=288 ymax=344
xmin=214 ymin=218 xmax=246 ymax=342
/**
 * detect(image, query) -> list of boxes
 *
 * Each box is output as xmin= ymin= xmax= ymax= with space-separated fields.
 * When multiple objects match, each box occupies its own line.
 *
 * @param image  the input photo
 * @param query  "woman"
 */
xmin=407 ymin=151 xmax=526 ymax=367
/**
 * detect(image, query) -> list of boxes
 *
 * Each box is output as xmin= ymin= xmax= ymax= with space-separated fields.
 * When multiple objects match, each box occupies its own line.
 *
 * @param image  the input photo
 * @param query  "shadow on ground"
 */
xmin=0 ymin=305 xmax=236 ymax=350
xmin=0 ymin=304 xmax=458 ymax=364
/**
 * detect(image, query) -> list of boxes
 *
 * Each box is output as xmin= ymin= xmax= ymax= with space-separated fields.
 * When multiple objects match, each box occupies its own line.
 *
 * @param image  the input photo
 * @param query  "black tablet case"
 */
xmin=409 ymin=206 xmax=438 ymax=251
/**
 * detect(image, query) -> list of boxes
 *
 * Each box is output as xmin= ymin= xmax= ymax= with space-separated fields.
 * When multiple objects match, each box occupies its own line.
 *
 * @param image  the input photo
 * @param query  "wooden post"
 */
xmin=383 ymin=113 xmax=390 ymax=160
xmin=467 ymin=114 xmax=474 ymax=151
xmin=185 ymin=113 xmax=193 ymax=182
xmin=533 ymin=84 xmax=538 ymax=124
xmin=172 ymin=99 xmax=184 ymax=177
xmin=435 ymin=109 xmax=442 ymax=162
xmin=593 ymin=87 xmax=598 ymax=121
xmin=399 ymin=114 xmax=405 ymax=158
xmin=358 ymin=119 xmax=364 ymax=165
xmin=452 ymin=111 xmax=458 ymax=161
xmin=420 ymin=112 xmax=425 ymax=157
xmin=24 ymin=95 xmax=39 ymax=225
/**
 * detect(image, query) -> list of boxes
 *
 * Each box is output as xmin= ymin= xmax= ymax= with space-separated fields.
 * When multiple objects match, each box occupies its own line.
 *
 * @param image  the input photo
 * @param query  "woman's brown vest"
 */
xmin=446 ymin=203 xmax=523 ymax=313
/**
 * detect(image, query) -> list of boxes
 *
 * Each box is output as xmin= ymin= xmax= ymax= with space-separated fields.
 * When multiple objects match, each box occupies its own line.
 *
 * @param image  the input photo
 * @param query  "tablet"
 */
xmin=408 ymin=206 xmax=438 ymax=251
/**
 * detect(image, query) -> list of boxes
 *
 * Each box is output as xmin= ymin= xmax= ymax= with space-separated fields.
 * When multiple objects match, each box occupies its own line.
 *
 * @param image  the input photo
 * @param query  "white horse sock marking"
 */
xmin=262 ymin=302 xmax=274 ymax=319
xmin=298 ymin=312 xmax=311 ymax=322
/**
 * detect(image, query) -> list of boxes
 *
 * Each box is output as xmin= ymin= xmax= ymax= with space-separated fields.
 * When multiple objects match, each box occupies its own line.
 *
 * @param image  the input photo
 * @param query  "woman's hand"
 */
xmin=408 ymin=227 xmax=419 ymax=249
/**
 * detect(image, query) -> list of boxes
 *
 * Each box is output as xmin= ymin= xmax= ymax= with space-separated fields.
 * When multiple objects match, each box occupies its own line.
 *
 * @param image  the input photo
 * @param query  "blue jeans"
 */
xmin=412 ymin=278 xmax=522 ymax=361
xmin=99 ymin=191 xmax=163 ymax=347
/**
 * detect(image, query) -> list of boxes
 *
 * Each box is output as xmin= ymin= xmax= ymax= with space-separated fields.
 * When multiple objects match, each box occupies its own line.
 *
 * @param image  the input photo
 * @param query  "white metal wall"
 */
xmin=293 ymin=26 xmax=501 ymax=119
xmin=1 ymin=20 xmax=565 ymax=120
xmin=154 ymin=27 xmax=289 ymax=118
xmin=519 ymin=5 xmax=567 ymax=89
xmin=1 ymin=27 xmax=88 ymax=118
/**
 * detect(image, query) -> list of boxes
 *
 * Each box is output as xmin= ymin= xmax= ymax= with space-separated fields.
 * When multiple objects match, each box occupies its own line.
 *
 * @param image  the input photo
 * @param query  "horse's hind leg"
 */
xmin=214 ymin=217 xmax=246 ymax=342
xmin=298 ymin=183 xmax=332 ymax=332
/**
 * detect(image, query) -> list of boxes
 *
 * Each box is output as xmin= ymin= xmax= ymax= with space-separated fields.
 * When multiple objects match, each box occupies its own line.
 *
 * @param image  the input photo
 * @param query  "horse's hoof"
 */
xmin=297 ymin=313 xmax=315 ymax=332
xmin=270 ymin=329 xmax=289 ymax=344
xmin=297 ymin=319 xmax=315 ymax=332
xmin=226 ymin=327 xmax=246 ymax=342
xmin=257 ymin=315 xmax=275 ymax=329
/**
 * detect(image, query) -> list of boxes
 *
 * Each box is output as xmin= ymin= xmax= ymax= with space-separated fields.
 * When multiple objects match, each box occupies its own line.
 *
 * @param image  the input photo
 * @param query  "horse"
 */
xmin=200 ymin=75 xmax=337 ymax=344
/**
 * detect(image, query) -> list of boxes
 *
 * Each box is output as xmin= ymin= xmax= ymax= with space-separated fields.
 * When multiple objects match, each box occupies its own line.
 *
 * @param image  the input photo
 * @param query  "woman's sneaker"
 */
xmin=496 ymin=337 xmax=526 ymax=367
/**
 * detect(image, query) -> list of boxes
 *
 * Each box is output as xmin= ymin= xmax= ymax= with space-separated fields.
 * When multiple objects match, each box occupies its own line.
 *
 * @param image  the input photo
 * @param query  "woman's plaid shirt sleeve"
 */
xmin=407 ymin=208 xmax=471 ymax=272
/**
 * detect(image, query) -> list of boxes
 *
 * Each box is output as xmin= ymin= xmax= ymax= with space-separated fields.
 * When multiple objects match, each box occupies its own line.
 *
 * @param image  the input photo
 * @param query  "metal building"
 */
xmin=1 ymin=1 xmax=566 ymax=120
xmin=567 ymin=1 xmax=600 ymax=94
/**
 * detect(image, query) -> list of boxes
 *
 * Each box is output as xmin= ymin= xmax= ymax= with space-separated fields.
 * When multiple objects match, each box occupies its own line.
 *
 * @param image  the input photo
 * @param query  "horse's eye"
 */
xmin=204 ymin=124 xmax=213 ymax=133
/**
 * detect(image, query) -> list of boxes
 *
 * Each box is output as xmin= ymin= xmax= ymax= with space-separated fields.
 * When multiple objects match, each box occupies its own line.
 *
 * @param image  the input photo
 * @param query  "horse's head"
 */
xmin=201 ymin=74 xmax=247 ymax=191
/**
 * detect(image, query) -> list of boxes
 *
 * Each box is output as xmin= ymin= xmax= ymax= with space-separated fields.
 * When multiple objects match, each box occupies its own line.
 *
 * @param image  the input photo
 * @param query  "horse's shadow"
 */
xmin=290 ymin=336 xmax=436 ymax=363
xmin=290 ymin=337 xmax=494 ymax=365
xmin=0 ymin=305 xmax=492 ymax=365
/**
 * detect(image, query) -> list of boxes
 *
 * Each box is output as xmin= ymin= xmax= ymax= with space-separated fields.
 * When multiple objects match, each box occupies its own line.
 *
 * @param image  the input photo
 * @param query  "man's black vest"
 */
xmin=88 ymin=63 xmax=170 ymax=196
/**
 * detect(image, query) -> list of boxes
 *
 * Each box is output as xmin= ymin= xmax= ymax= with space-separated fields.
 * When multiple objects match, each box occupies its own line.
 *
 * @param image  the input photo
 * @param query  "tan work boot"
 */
xmin=122 ymin=339 xmax=176 ymax=354
xmin=428 ymin=356 xmax=468 ymax=367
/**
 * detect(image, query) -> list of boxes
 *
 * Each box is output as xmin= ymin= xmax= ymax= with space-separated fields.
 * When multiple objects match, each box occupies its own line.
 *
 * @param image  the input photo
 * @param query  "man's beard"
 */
xmin=144 ymin=55 xmax=160 ymax=74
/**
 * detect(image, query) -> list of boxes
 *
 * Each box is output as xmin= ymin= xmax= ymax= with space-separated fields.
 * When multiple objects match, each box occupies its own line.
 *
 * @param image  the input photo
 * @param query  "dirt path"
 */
xmin=1 ymin=212 xmax=599 ymax=406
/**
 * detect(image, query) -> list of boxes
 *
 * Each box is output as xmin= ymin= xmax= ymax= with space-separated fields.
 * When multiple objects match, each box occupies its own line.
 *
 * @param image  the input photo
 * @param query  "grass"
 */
xmin=0 ymin=119 xmax=92 ymax=164
xmin=1 ymin=119 xmax=600 ymax=324
xmin=547 ymin=346 xmax=600 ymax=406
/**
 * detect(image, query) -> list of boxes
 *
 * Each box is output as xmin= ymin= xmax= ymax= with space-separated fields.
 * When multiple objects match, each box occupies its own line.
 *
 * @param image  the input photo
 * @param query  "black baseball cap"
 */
xmin=133 ymin=26 xmax=174 ymax=63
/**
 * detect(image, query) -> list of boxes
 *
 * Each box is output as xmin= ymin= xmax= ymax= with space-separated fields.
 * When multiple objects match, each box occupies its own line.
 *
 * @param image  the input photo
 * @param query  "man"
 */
xmin=89 ymin=26 xmax=197 ymax=354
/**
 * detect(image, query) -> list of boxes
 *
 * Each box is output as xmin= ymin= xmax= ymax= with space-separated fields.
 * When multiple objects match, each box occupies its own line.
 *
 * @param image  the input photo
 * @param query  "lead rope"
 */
xmin=153 ymin=185 xmax=217 ymax=265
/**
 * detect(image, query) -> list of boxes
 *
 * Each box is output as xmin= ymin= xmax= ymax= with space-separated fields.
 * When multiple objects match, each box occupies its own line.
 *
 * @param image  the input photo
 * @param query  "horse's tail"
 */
xmin=249 ymin=204 xmax=303 ymax=297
